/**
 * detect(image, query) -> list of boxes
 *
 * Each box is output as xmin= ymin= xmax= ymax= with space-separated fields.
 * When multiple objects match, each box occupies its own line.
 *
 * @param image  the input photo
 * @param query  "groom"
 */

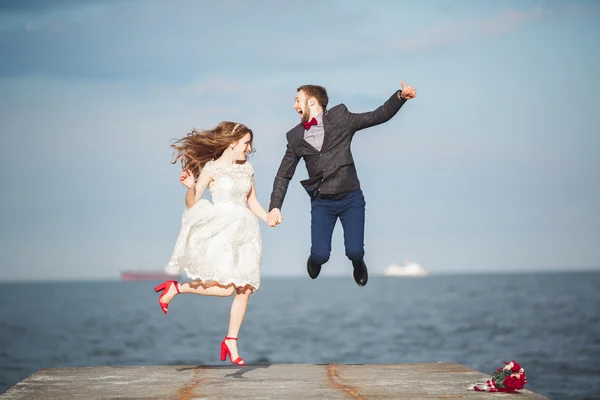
xmin=267 ymin=81 xmax=417 ymax=286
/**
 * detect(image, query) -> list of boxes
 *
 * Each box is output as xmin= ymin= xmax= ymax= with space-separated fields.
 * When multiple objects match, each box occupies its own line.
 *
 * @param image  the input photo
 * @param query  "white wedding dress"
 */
xmin=165 ymin=160 xmax=262 ymax=291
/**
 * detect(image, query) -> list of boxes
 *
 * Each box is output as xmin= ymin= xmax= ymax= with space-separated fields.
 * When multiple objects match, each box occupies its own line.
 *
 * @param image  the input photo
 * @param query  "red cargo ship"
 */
xmin=120 ymin=270 xmax=179 ymax=281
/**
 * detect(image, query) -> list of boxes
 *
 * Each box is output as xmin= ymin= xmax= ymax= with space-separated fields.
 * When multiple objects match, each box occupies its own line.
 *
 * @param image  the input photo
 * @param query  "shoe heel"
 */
xmin=220 ymin=342 xmax=227 ymax=361
xmin=154 ymin=283 xmax=166 ymax=292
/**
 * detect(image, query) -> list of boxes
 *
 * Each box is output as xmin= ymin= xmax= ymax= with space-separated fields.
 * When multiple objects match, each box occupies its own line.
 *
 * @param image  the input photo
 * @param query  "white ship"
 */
xmin=383 ymin=261 xmax=431 ymax=277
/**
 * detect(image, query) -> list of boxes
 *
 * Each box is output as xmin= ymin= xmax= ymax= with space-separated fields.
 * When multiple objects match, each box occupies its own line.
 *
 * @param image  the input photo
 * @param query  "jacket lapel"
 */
xmin=293 ymin=124 xmax=319 ymax=154
xmin=320 ymin=111 xmax=332 ymax=153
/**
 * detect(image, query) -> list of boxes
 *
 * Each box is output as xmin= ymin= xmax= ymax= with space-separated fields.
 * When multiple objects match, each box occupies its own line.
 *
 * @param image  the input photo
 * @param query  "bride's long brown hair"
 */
xmin=170 ymin=121 xmax=254 ymax=178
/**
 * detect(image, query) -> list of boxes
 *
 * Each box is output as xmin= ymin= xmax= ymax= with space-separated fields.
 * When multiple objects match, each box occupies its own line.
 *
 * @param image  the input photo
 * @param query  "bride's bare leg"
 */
xmin=225 ymin=286 xmax=252 ymax=361
xmin=180 ymin=281 xmax=236 ymax=296
xmin=159 ymin=280 xmax=235 ymax=304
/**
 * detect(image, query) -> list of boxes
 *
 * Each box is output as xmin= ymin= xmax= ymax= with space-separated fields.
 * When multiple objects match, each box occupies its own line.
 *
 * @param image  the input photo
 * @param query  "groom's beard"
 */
xmin=300 ymin=101 xmax=310 ymax=124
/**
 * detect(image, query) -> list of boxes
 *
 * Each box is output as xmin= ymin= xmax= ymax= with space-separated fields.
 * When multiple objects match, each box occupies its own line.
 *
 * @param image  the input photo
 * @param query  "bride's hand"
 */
xmin=267 ymin=209 xmax=283 ymax=226
xmin=180 ymin=169 xmax=195 ymax=189
xmin=265 ymin=218 xmax=277 ymax=227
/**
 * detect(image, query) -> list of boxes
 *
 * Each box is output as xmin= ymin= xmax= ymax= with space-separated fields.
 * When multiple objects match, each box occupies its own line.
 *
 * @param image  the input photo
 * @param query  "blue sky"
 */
xmin=0 ymin=0 xmax=598 ymax=281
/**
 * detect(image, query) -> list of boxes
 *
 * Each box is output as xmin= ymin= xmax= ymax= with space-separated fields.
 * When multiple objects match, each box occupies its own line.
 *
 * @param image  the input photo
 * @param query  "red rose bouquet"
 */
xmin=470 ymin=361 xmax=527 ymax=393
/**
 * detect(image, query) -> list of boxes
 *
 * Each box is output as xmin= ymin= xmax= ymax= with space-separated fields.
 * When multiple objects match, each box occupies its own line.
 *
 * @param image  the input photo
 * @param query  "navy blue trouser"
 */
xmin=310 ymin=189 xmax=366 ymax=265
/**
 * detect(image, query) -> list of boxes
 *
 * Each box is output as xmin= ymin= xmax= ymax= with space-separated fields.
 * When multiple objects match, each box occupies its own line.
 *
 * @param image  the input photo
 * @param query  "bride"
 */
xmin=154 ymin=121 xmax=273 ymax=366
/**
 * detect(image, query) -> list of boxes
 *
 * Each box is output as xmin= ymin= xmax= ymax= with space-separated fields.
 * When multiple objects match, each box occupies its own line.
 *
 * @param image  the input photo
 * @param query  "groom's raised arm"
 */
xmin=342 ymin=90 xmax=406 ymax=132
xmin=342 ymin=82 xmax=416 ymax=132
xmin=269 ymin=143 xmax=300 ymax=211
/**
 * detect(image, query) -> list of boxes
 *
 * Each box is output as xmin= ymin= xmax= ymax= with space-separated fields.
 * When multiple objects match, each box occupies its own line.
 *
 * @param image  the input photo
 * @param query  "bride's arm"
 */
xmin=184 ymin=169 xmax=214 ymax=209
xmin=247 ymin=176 xmax=269 ymax=223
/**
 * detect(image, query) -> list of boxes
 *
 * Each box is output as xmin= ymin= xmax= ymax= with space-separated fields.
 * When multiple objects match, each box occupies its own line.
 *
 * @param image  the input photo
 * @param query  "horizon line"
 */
xmin=0 ymin=267 xmax=598 ymax=284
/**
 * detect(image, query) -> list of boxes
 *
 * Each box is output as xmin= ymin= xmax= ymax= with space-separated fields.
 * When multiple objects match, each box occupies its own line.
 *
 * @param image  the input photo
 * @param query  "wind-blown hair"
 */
xmin=170 ymin=121 xmax=254 ymax=178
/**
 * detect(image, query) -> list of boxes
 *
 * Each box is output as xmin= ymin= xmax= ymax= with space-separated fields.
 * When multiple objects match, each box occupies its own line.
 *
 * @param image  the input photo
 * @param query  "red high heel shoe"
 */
xmin=220 ymin=337 xmax=245 ymax=365
xmin=154 ymin=280 xmax=180 ymax=314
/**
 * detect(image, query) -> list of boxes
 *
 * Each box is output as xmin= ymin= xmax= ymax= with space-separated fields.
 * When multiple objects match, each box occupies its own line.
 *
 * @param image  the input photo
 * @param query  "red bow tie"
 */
xmin=302 ymin=117 xmax=318 ymax=130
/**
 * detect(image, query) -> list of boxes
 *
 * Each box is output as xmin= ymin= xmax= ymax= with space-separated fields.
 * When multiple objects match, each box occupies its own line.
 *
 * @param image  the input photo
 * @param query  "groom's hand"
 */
xmin=399 ymin=81 xmax=416 ymax=100
xmin=267 ymin=208 xmax=283 ymax=226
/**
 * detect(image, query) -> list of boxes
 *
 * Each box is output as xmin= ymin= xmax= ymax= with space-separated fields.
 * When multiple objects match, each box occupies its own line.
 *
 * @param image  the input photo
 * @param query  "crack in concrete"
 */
xmin=177 ymin=367 xmax=205 ymax=400
xmin=326 ymin=364 xmax=365 ymax=399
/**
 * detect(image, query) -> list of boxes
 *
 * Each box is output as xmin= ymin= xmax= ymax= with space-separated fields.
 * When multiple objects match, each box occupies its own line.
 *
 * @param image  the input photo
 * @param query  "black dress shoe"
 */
xmin=352 ymin=259 xmax=368 ymax=287
xmin=306 ymin=256 xmax=322 ymax=279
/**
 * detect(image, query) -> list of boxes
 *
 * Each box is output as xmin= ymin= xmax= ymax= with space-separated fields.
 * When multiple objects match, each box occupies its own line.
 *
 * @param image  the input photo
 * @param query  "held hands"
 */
xmin=180 ymin=169 xmax=195 ymax=189
xmin=265 ymin=218 xmax=277 ymax=228
xmin=399 ymin=81 xmax=417 ymax=100
xmin=266 ymin=208 xmax=283 ymax=227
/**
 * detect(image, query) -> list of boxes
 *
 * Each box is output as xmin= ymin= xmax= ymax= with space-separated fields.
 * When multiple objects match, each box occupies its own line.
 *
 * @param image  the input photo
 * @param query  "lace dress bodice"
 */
xmin=205 ymin=161 xmax=254 ymax=207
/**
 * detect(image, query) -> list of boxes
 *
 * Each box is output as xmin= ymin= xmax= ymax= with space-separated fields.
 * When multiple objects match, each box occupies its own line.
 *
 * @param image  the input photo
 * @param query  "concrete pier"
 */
xmin=2 ymin=363 xmax=547 ymax=399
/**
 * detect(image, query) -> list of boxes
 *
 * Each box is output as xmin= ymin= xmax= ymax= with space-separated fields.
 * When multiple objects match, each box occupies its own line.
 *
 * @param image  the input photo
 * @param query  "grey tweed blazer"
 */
xmin=269 ymin=90 xmax=407 ymax=211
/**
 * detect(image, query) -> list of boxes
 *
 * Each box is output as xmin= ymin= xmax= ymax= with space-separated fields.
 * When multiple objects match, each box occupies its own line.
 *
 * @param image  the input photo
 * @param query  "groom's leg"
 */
xmin=309 ymin=198 xmax=337 ymax=268
xmin=339 ymin=189 xmax=368 ymax=286
xmin=339 ymin=190 xmax=366 ymax=261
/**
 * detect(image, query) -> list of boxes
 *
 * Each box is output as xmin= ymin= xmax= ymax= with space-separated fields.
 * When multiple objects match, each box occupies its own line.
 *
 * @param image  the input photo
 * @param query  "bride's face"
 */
xmin=231 ymin=133 xmax=252 ymax=160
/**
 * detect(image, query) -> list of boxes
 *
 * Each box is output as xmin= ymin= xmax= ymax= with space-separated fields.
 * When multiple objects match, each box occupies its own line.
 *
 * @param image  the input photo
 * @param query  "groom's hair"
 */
xmin=297 ymin=85 xmax=329 ymax=109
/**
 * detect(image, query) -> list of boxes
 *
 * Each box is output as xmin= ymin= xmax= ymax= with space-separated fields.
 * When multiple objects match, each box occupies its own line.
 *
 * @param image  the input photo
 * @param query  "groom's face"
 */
xmin=294 ymin=90 xmax=311 ymax=123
